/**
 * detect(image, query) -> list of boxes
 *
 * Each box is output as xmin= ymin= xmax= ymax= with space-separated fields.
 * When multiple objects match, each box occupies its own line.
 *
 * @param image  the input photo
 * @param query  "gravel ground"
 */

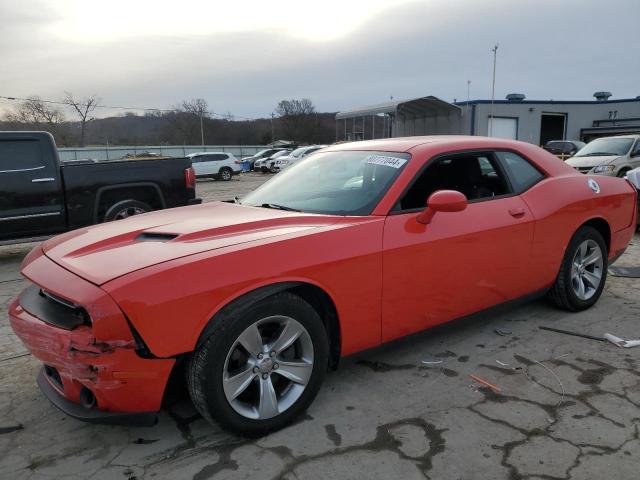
xmin=1 ymin=173 xmax=639 ymax=479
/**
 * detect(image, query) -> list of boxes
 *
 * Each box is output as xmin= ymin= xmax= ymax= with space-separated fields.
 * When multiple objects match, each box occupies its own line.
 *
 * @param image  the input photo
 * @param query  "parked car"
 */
xmin=0 ymin=131 xmax=200 ymax=245
xmin=187 ymin=152 xmax=242 ymax=181
xmin=242 ymin=148 xmax=290 ymax=170
xmin=543 ymin=140 xmax=585 ymax=159
xmin=9 ymin=136 xmax=636 ymax=435
xmin=256 ymin=150 xmax=292 ymax=173
xmin=626 ymin=167 xmax=640 ymax=227
xmin=567 ymin=135 xmax=640 ymax=176
xmin=272 ymin=145 xmax=327 ymax=171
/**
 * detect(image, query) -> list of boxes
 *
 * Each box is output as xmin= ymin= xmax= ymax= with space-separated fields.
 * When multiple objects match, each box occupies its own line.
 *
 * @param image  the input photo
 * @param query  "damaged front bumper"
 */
xmin=8 ymin=247 xmax=175 ymax=425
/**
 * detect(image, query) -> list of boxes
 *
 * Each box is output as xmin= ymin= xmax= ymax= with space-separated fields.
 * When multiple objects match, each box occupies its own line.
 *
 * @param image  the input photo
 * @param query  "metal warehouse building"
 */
xmin=335 ymin=92 xmax=640 ymax=146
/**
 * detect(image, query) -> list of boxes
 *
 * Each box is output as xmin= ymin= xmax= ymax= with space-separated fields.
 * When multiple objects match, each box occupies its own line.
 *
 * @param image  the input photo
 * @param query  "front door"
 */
xmin=381 ymin=151 xmax=535 ymax=342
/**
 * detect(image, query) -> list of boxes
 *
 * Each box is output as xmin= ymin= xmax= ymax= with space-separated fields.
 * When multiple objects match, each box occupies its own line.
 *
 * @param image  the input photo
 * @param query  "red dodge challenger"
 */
xmin=9 ymin=136 xmax=637 ymax=435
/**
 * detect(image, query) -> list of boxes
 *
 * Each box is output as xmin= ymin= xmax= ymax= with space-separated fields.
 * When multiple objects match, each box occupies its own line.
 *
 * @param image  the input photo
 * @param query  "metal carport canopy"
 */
xmin=335 ymin=95 xmax=460 ymax=119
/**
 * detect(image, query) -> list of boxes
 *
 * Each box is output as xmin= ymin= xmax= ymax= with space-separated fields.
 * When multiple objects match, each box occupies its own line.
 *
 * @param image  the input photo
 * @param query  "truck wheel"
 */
xmin=103 ymin=199 xmax=151 ymax=222
xmin=548 ymin=226 xmax=607 ymax=311
xmin=187 ymin=292 xmax=329 ymax=436
xmin=219 ymin=168 xmax=233 ymax=181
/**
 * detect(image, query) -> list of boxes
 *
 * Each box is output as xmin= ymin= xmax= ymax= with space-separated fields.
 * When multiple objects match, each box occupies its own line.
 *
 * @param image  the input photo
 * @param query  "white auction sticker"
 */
xmin=364 ymin=155 xmax=407 ymax=168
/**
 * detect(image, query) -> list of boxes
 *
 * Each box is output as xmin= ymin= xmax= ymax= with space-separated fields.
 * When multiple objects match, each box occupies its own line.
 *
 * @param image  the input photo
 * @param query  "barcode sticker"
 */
xmin=364 ymin=155 xmax=407 ymax=169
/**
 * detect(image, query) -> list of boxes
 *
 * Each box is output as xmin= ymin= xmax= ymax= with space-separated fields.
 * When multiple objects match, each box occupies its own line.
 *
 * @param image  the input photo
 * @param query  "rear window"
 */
xmin=497 ymin=151 xmax=544 ymax=192
xmin=0 ymin=140 xmax=44 ymax=171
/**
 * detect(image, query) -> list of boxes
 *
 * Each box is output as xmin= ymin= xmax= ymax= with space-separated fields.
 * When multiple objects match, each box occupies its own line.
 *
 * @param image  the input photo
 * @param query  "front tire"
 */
xmin=188 ymin=292 xmax=329 ymax=436
xmin=548 ymin=226 xmax=607 ymax=311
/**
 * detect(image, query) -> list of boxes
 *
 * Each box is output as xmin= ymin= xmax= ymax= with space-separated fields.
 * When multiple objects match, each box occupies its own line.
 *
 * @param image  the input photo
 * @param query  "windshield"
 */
xmin=241 ymin=150 xmax=410 ymax=215
xmin=271 ymin=150 xmax=290 ymax=159
xmin=574 ymin=138 xmax=634 ymax=157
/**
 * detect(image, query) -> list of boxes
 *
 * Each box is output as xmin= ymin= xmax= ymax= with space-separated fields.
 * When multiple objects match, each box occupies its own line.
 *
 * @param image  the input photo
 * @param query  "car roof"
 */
xmin=323 ymin=135 xmax=536 ymax=153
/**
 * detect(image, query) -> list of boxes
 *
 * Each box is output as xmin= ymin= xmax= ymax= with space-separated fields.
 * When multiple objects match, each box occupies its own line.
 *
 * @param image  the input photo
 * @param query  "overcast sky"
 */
xmin=1 ymin=0 xmax=638 ymax=119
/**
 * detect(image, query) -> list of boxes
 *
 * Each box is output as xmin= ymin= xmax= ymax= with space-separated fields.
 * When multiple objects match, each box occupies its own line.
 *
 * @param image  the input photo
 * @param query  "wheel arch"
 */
xmin=194 ymin=281 xmax=341 ymax=369
xmin=94 ymin=182 xmax=165 ymax=222
xmin=580 ymin=217 xmax=611 ymax=253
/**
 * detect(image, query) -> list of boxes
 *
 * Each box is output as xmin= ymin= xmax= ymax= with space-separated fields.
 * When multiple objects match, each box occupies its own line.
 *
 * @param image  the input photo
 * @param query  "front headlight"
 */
xmin=593 ymin=165 xmax=616 ymax=173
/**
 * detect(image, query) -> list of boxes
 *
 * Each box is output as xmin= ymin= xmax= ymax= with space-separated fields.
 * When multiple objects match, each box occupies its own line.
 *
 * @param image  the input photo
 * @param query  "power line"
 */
xmin=0 ymin=94 xmax=261 ymax=121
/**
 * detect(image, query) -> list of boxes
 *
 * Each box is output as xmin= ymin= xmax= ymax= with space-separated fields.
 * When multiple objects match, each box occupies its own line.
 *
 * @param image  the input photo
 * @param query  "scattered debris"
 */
xmin=0 ymin=424 xmax=24 ymax=434
xmin=495 ymin=360 xmax=510 ymax=367
xmin=553 ymin=353 xmax=570 ymax=360
xmin=421 ymin=359 xmax=443 ymax=365
xmin=539 ymin=326 xmax=605 ymax=342
xmin=0 ymin=352 xmax=31 ymax=364
xmin=604 ymin=333 xmax=640 ymax=348
xmin=469 ymin=374 xmax=501 ymax=393
xmin=494 ymin=329 xmax=512 ymax=336
xmin=608 ymin=266 xmax=640 ymax=278
xmin=530 ymin=358 xmax=565 ymax=412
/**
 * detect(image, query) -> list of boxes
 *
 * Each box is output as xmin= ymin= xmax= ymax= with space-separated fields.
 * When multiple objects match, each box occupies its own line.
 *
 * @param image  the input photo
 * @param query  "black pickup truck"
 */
xmin=1 ymin=131 xmax=201 ymax=244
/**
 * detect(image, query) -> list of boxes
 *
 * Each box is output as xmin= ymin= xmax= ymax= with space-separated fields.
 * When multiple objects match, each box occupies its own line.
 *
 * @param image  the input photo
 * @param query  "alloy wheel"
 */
xmin=113 ymin=206 xmax=146 ymax=220
xmin=222 ymin=315 xmax=314 ymax=420
xmin=570 ymin=239 xmax=603 ymax=300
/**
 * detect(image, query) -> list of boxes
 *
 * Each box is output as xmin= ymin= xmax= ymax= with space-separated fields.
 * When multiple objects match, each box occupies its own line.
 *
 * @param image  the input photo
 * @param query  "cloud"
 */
xmin=1 ymin=0 xmax=638 ymax=119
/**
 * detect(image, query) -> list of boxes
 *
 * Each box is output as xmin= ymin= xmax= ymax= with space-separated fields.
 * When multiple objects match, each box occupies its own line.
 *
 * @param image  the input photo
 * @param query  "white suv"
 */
xmin=187 ymin=152 xmax=242 ymax=181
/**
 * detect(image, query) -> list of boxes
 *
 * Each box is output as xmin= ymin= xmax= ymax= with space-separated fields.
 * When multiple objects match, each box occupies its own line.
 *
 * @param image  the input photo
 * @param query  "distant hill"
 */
xmin=0 ymin=111 xmax=338 ymax=147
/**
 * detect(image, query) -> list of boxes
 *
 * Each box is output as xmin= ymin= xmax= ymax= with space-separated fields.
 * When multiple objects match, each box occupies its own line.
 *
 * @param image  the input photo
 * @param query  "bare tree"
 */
xmin=275 ymin=98 xmax=318 ymax=142
xmin=63 ymin=92 xmax=100 ymax=147
xmin=5 ymin=96 xmax=69 ymax=143
xmin=181 ymin=98 xmax=209 ymax=145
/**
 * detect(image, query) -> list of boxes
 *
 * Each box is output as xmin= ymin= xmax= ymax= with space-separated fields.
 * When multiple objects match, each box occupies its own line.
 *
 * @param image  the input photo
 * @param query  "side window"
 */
xmin=398 ymin=153 xmax=510 ymax=210
xmin=496 ymin=151 xmax=544 ymax=192
xmin=0 ymin=140 xmax=44 ymax=172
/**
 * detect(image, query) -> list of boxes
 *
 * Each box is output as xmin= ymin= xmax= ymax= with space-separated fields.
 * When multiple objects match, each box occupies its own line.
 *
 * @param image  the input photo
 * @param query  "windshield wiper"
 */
xmin=260 ymin=203 xmax=301 ymax=212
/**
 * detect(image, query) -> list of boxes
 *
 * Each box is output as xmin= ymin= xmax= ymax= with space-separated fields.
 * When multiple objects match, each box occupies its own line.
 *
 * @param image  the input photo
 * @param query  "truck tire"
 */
xmin=103 ymin=199 xmax=151 ymax=222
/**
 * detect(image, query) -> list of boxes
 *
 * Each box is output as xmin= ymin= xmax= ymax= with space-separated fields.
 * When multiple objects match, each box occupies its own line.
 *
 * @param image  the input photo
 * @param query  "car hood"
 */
xmin=41 ymin=202 xmax=343 ymax=285
xmin=567 ymin=155 xmax=620 ymax=168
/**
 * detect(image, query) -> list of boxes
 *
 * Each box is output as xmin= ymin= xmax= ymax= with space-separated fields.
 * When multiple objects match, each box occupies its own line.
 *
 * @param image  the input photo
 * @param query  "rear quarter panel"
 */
xmin=103 ymin=219 xmax=385 ymax=358
xmin=521 ymin=174 xmax=636 ymax=289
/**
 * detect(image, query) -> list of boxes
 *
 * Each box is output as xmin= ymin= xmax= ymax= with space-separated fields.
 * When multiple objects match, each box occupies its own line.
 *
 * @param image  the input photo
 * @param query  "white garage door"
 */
xmin=488 ymin=117 xmax=517 ymax=140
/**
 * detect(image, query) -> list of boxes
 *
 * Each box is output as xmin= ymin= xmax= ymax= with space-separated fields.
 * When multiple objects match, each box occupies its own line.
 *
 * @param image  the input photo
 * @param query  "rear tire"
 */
xmin=103 ymin=199 xmax=151 ymax=222
xmin=187 ymin=292 xmax=329 ymax=436
xmin=548 ymin=226 xmax=607 ymax=311
xmin=219 ymin=167 xmax=233 ymax=181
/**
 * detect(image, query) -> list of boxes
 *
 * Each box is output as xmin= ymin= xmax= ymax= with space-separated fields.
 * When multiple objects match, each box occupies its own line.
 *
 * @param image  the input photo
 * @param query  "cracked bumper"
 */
xmin=8 ymin=248 xmax=175 ymax=422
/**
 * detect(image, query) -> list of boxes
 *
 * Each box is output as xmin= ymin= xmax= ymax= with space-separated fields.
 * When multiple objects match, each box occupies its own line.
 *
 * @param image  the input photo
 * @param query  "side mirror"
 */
xmin=416 ymin=190 xmax=467 ymax=224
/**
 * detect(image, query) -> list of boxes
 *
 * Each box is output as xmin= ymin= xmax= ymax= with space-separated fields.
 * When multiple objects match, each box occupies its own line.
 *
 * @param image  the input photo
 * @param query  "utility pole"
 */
xmin=199 ymin=110 xmax=204 ymax=146
xmin=270 ymin=113 xmax=275 ymax=144
xmin=489 ymin=44 xmax=498 ymax=137
xmin=466 ymin=80 xmax=471 ymax=116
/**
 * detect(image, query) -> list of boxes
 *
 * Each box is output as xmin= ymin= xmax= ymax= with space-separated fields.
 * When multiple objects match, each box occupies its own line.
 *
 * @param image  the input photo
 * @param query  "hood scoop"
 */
xmin=135 ymin=232 xmax=179 ymax=242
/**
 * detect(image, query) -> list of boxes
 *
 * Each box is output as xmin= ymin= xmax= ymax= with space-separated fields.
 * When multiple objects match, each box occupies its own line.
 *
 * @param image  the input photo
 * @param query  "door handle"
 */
xmin=509 ymin=207 xmax=526 ymax=218
xmin=31 ymin=178 xmax=55 ymax=183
